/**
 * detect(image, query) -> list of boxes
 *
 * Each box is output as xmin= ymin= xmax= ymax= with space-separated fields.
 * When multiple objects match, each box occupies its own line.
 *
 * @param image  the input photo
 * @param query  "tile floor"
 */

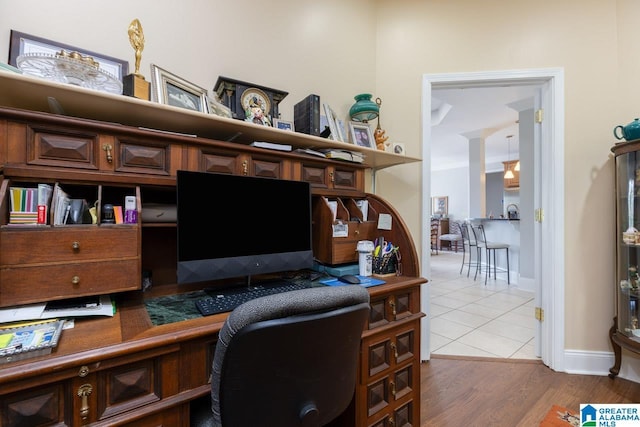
xmin=428 ymin=248 xmax=539 ymax=359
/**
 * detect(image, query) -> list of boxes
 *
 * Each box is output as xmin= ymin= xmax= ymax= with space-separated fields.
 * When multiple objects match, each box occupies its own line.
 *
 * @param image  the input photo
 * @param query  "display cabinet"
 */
xmin=610 ymin=141 xmax=640 ymax=378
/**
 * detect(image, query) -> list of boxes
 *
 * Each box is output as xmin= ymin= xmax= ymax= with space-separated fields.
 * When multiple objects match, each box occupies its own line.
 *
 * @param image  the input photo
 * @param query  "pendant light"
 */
xmin=504 ymin=135 xmax=515 ymax=179
xmin=514 ymin=160 xmax=520 ymax=172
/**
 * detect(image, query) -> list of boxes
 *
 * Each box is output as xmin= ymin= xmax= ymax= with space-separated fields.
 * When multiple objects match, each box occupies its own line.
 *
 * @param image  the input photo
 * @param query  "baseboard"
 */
xmin=563 ymin=349 xmax=640 ymax=383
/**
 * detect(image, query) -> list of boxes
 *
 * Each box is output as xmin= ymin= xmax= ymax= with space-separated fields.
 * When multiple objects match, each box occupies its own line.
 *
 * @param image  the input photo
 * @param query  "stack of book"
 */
xmin=319 ymin=149 xmax=365 ymax=163
xmin=9 ymin=183 xmax=52 ymax=225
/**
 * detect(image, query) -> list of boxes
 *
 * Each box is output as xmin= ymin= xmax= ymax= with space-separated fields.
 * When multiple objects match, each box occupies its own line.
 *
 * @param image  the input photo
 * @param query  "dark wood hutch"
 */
xmin=0 ymin=72 xmax=426 ymax=427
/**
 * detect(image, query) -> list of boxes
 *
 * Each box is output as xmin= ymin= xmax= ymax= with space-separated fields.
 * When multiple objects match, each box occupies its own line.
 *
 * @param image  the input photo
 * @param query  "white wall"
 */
xmin=431 ymin=167 xmax=468 ymax=221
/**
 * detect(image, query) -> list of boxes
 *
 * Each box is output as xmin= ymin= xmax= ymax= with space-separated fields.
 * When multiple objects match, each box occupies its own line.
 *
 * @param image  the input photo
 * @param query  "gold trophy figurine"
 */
xmin=123 ymin=19 xmax=150 ymax=100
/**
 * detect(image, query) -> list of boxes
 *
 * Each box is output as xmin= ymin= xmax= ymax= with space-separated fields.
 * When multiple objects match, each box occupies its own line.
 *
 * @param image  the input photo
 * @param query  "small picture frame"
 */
xmin=8 ymin=30 xmax=128 ymax=80
xmin=349 ymin=121 xmax=375 ymax=148
xmin=323 ymin=103 xmax=340 ymax=141
xmin=392 ymin=142 xmax=406 ymax=156
xmin=431 ymin=196 xmax=448 ymax=216
xmin=273 ymin=119 xmax=295 ymax=131
xmin=150 ymin=64 xmax=208 ymax=113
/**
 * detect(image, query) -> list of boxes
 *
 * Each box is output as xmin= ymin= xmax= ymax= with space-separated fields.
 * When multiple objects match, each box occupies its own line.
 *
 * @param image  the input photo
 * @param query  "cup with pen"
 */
xmin=372 ymin=238 xmax=402 ymax=276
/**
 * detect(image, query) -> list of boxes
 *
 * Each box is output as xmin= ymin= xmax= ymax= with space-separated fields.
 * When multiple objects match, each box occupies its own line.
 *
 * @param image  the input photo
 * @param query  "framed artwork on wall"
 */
xmin=431 ymin=196 xmax=448 ymax=216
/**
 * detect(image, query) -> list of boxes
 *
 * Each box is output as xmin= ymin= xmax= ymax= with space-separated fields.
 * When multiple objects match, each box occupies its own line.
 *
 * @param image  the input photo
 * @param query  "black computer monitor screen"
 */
xmin=176 ymin=170 xmax=313 ymax=285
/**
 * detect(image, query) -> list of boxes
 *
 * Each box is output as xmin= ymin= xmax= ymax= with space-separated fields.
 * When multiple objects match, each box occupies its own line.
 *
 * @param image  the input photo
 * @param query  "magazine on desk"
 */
xmin=0 ymin=318 xmax=64 ymax=363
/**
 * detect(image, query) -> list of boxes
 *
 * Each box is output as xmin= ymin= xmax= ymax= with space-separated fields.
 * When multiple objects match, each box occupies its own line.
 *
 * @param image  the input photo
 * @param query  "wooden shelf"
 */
xmin=0 ymin=71 xmax=421 ymax=170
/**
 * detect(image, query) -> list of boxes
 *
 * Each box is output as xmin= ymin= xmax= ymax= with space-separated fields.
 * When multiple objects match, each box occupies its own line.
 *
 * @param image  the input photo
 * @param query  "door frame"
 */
xmin=420 ymin=68 xmax=565 ymax=371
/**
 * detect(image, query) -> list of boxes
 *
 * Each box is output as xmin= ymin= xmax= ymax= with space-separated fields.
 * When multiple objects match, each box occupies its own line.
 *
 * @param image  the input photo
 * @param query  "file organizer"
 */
xmin=312 ymin=196 xmax=378 ymax=265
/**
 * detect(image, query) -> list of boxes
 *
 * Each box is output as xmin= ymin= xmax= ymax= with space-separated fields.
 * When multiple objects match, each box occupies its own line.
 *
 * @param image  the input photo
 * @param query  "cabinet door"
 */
xmin=359 ymin=319 xmax=420 ymax=426
xmin=615 ymin=149 xmax=640 ymax=339
xmin=300 ymin=161 xmax=363 ymax=192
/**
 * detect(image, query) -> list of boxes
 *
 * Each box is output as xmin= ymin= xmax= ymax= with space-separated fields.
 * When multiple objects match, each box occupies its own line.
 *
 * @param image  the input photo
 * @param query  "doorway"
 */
xmin=420 ymin=68 xmax=565 ymax=371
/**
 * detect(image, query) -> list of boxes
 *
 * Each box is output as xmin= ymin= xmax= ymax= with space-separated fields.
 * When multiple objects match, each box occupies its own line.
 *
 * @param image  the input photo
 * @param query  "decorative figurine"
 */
xmin=245 ymin=96 xmax=271 ymax=126
xmin=123 ymin=18 xmax=150 ymax=100
xmin=374 ymin=97 xmax=389 ymax=151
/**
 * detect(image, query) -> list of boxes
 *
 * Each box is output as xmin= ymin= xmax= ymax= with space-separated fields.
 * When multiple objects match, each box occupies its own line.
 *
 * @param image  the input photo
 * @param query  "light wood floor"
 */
xmin=420 ymin=355 xmax=640 ymax=426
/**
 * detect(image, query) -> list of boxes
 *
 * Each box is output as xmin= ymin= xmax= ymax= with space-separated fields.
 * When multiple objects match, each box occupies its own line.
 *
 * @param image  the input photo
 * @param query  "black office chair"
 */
xmin=190 ymin=285 xmax=370 ymax=427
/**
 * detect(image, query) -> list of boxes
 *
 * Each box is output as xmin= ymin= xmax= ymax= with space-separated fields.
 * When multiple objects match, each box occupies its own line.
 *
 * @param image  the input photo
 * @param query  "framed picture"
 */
xmin=150 ymin=64 xmax=208 ymax=113
xmin=392 ymin=142 xmax=406 ymax=156
xmin=349 ymin=121 xmax=375 ymax=148
xmin=8 ymin=30 xmax=128 ymax=80
xmin=431 ymin=196 xmax=448 ymax=216
xmin=323 ymin=103 xmax=340 ymax=141
xmin=336 ymin=119 xmax=347 ymax=142
xmin=273 ymin=119 xmax=295 ymax=132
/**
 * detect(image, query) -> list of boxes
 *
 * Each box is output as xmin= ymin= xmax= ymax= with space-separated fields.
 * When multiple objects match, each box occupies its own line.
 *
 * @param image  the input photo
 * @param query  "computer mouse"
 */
xmin=338 ymin=274 xmax=361 ymax=284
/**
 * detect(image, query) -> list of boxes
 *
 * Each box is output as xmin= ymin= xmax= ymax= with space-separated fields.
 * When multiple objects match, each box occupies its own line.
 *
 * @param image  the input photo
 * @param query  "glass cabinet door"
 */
xmin=616 ymin=149 xmax=640 ymax=340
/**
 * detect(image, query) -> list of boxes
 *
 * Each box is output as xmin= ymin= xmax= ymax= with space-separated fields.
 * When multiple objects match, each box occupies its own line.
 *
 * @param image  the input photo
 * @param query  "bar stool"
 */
xmin=461 ymin=222 xmax=482 ymax=278
xmin=476 ymin=224 xmax=510 ymax=285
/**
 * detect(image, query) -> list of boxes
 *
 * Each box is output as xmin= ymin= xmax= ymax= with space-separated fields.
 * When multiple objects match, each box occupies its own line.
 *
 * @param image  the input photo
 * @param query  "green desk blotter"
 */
xmin=145 ymin=290 xmax=205 ymax=326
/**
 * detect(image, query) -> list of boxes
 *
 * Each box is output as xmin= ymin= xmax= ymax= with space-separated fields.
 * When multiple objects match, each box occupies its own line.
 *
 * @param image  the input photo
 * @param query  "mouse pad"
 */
xmin=319 ymin=276 xmax=386 ymax=288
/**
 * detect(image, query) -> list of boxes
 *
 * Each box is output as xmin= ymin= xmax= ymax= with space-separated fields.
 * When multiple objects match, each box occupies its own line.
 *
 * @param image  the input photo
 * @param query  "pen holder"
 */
xmin=373 ymin=252 xmax=398 ymax=276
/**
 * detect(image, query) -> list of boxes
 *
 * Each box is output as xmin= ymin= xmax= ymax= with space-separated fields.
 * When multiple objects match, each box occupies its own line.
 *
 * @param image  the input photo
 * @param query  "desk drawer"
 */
xmin=0 ymin=226 xmax=138 ymax=265
xmin=0 ymin=258 xmax=139 ymax=306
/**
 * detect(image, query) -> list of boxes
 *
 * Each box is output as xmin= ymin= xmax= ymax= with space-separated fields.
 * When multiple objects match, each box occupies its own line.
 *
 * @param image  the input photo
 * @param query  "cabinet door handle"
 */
xmin=390 ymin=381 xmax=396 ymax=397
xmin=388 ymin=416 xmax=395 ymax=426
xmin=389 ymin=297 xmax=397 ymax=317
xmin=390 ymin=341 xmax=399 ymax=361
xmin=242 ymin=160 xmax=248 ymax=175
xmin=103 ymin=143 xmax=113 ymax=163
xmin=329 ymin=171 xmax=334 ymax=183
xmin=77 ymin=383 xmax=93 ymax=420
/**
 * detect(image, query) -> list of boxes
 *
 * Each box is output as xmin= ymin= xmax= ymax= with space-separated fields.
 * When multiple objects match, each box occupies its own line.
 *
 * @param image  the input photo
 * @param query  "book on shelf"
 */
xmin=250 ymin=141 xmax=292 ymax=151
xmin=294 ymin=94 xmax=320 ymax=136
xmin=319 ymin=149 xmax=365 ymax=163
xmin=0 ymin=318 xmax=64 ymax=364
xmin=294 ymin=148 xmax=326 ymax=158
xmin=8 ymin=184 xmax=53 ymax=225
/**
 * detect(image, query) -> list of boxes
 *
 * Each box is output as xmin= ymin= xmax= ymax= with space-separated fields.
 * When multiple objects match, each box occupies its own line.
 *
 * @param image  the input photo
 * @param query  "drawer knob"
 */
xmin=77 ymin=383 xmax=93 ymax=420
xmin=78 ymin=365 xmax=90 ymax=377
xmin=72 ymin=276 xmax=80 ymax=285
xmin=72 ymin=241 xmax=80 ymax=251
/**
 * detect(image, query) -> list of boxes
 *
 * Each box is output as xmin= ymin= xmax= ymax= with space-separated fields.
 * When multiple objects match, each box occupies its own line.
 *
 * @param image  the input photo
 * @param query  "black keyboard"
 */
xmin=195 ymin=281 xmax=313 ymax=316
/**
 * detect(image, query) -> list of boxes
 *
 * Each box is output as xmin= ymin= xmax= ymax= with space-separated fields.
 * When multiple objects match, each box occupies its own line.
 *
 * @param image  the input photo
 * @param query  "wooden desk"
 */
xmin=0 ymin=76 xmax=425 ymax=426
xmin=0 ymin=277 xmax=424 ymax=426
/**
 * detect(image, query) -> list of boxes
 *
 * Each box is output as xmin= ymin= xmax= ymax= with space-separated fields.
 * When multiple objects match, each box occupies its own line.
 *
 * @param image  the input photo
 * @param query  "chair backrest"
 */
xmin=471 ymin=223 xmax=487 ymax=245
xmin=462 ymin=221 xmax=476 ymax=246
xmin=448 ymin=220 xmax=462 ymax=236
xmin=430 ymin=218 xmax=440 ymax=245
xmin=210 ymin=285 xmax=370 ymax=427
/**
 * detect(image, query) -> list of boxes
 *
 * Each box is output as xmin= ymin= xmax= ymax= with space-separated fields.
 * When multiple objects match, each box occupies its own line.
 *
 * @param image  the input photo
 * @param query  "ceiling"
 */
xmin=430 ymin=84 xmax=539 ymax=173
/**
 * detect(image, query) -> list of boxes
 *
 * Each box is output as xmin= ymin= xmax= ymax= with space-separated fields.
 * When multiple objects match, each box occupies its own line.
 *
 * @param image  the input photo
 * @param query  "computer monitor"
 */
xmin=176 ymin=170 xmax=314 ymax=285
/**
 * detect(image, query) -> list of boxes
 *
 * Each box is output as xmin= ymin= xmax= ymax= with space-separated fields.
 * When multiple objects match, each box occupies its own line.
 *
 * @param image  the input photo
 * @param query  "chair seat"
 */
xmin=439 ymin=233 xmax=462 ymax=242
xmin=485 ymin=242 xmax=509 ymax=249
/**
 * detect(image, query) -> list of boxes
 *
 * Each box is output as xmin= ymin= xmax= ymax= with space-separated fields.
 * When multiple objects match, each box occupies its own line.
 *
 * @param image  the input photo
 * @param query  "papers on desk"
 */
xmin=0 ymin=295 xmax=114 ymax=323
